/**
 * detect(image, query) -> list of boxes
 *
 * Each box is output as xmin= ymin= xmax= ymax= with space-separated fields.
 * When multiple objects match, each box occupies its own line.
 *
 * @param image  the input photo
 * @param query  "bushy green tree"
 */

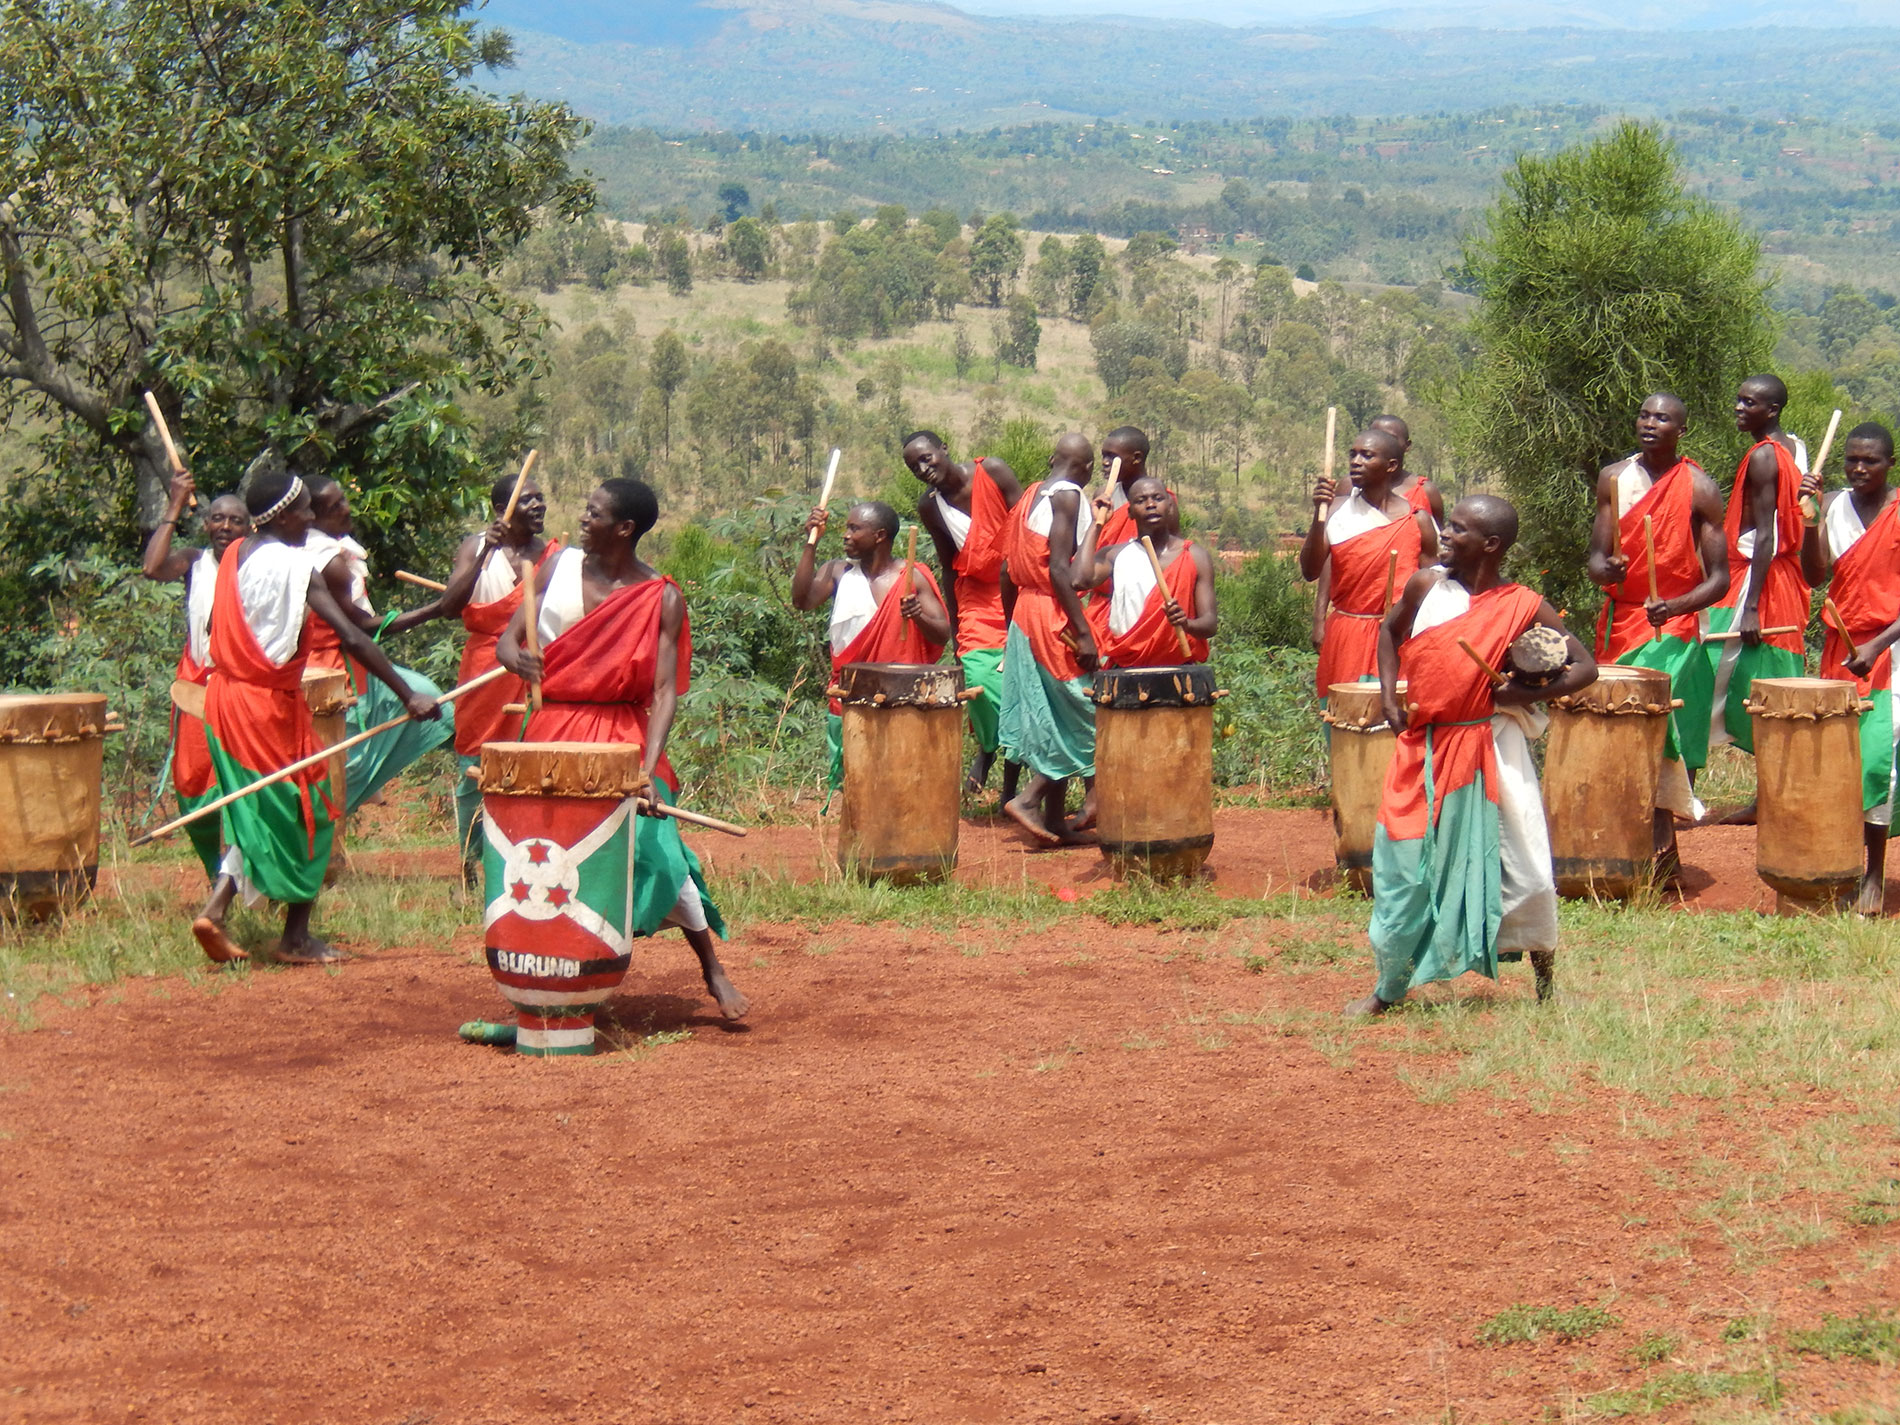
xmin=1457 ymin=121 xmax=1774 ymax=606
xmin=0 ymin=0 xmax=588 ymax=554
xmin=727 ymin=217 xmax=770 ymax=281
xmin=1002 ymin=296 xmax=1041 ymax=370
xmin=658 ymin=230 xmax=695 ymax=296
xmin=968 ymin=215 xmax=1024 ymax=307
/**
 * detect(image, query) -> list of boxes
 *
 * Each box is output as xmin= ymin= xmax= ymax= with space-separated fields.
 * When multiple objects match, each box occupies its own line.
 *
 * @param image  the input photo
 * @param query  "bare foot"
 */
xmin=1068 ymin=793 xmax=1098 ymax=833
xmin=705 ymin=967 xmax=750 ymax=1021
xmin=269 ymin=934 xmax=345 ymax=966
xmin=1003 ymin=796 xmax=1061 ymax=845
xmin=1054 ymin=825 xmax=1100 ymax=847
xmin=192 ymin=916 xmax=248 ymax=964
xmin=1712 ymin=802 xmax=1757 ymax=827
xmin=1343 ymin=993 xmax=1392 ymax=1018
xmin=1857 ymin=870 xmax=1885 ymax=917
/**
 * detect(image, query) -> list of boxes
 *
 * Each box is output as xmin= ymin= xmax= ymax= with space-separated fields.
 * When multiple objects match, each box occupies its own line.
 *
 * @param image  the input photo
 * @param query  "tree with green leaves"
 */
xmin=1457 ymin=120 xmax=1774 ymax=607
xmin=0 ymin=0 xmax=588 ymax=556
xmin=727 ymin=217 xmax=770 ymax=281
xmin=648 ymin=328 xmax=689 ymax=458
xmin=659 ymin=231 xmax=695 ymax=296
xmin=1002 ymin=296 xmax=1041 ymax=370
xmin=968 ymin=215 xmax=1024 ymax=307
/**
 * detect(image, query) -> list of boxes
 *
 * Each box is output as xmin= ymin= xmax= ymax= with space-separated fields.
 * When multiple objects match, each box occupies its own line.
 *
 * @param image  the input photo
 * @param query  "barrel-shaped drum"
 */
xmin=1544 ymin=665 xmax=1672 ymax=898
xmin=0 ymin=694 xmax=108 ymax=917
xmin=1750 ymin=677 xmax=1864 ymax=913
xmin=837 ymin=662 xmax=965 ymax=885
xmin=1325 ymin=681 xmax=1402 ymax=893
xmin=478 ymin=741 xmax=645 ymax=1055
xmin=1092 ymin=665 xmax=1216 ymax=880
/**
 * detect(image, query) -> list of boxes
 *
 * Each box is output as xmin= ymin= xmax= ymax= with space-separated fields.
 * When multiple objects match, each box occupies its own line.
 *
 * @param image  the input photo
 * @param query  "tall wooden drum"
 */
xmin=0 ymin=694 xmax=108 ymax=918
xmin=837 ymin=661 xmax=966 ymax=885
xmin=478 ymin=741 xmax=646 ymax=1056
xmin=1749 ymin=677 xmax=1864 ymax=914
xmin=1092 ymin=665 xmax=1216 ymax=880
xmin=1324 ymin=681 xmax=1402 ymax=893
xmin=1544 ymin=665 xmax=1673 ymax=898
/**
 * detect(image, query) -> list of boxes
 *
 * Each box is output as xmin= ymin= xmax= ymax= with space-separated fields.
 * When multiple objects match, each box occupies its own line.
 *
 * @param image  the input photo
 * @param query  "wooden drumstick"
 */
xmin=1800 ymin=409 xmax=1843 ymax=523
xmin=634 ymin=799 xmax=748 ymax=838
xmin=130 ymin=665 xmax=510 ymax=846
xmin=1141 ymin=534 xmax=1193 ymax=657
xmin=807 ymin=448 xmax=842 ymax=547
xmin=1701 ymin=625 xmax=1802 ymax=642
xmin=1643 ymin=514 xmax=1660 ymax=643
xmin=396 ymin=569 xmax=447 ymax=592
xmin=499 ymin=449 xmax=539 ymax=525
xmin=1825 ymin=597 xmax=1859 ymax=661
xmin=1458 ymin=637 xmax=1507 ymax=687
xmin=521 ymin=566 xmax=544 ymax=713
xmin=1382 ymin=548 xmax=1398 ymax=612
xmin=1315 ymin=406 xmax=1337 ymax=513
xmin=902 ymin=525 xmax=918 ymax=596
xmin=143 ymin=392 xmax=196 ymax=509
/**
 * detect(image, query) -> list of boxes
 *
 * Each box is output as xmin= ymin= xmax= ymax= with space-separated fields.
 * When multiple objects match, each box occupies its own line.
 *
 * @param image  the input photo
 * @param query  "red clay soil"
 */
xmin=6 ymin=916 xmax=1899 ymax=1423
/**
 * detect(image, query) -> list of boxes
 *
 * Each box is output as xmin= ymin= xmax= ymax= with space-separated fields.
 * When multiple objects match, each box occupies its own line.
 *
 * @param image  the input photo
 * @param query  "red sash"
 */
xmin=1822 ymin=495 xmax=1900 ymax=695
xmin=454 ymin=539 xmax=562 ymax=756
xmin=949 ymin=459 xmax=1009 ymax=651
xmin=1712 ymin=439 xmax=1808 ymax=654
xmin=1378 ymin=582 xmax=1544 ymax=840
xmin=171 ymin=642 xmax=214 ymax=800
xmin=1593 ymin=459 xmax=1705 ymax=659
xmin=523 ymin=575 xmax=689 ymax=792
xmin=1004 ymin=481 xmax=1086 ymax=681
xmin=828 ymin=564 xmax=948 ymax=713
xmin=1086 ymin=489 xmax=1177 ymax=641
xmin=1403 ymin=480 xmax=1434 ymax=516
xmin=203 ymin=542 xmax=334 ymax=852
xmin=1315 ymin=515 xmax=1422 ymax=699
xmin=1103 ymin=541 xmax=1209 ymax=668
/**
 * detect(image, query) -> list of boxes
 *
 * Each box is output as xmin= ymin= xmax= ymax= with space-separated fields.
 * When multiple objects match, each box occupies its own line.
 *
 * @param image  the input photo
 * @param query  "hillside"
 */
xmin=477 ymin=0 xmax=1900 ymax=130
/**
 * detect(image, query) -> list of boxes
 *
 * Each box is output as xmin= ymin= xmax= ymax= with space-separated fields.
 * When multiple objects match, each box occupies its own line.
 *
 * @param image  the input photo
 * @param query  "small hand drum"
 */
xmin=1506 ymin=624 xmax=1569 ymax=689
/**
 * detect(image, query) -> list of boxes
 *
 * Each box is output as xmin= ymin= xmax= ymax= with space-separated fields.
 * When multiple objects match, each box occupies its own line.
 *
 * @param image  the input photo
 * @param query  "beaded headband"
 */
xmin=254 ymin=475 xmax=305 ymax=527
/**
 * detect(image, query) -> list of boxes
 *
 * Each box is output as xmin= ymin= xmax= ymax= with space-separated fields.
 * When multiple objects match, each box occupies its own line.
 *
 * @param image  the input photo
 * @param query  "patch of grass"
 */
xmin=1630 ymin=1332 xmax=1677 ymax=1364
xmin=1847 ymin=1178 xmax=1900 ymax=1228
xmin=1584 ymin=1367 xmax=1780 ymax=1418
xmin=1787 ymin=1310 xmax=1900 ymax=1364
xmin=1476 ymin=1303 xmax=1620 ymax=1346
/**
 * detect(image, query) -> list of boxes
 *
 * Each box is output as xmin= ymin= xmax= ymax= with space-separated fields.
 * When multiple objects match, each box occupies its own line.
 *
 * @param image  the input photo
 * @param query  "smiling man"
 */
xmin=793 ymin=498 xmax=952 ymax=791
xmin=1073 ymin=476 xmax=1217 ymax=667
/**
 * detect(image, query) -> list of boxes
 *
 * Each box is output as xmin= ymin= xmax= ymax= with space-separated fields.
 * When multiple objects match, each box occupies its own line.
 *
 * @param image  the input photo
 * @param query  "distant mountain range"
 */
xmin=478 ymin=0 xmax=1900 ymax=130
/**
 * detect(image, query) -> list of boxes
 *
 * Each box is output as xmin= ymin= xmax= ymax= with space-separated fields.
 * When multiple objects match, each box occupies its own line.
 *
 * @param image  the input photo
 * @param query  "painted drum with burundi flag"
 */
xmin=479 ymin=741 xmax=649 ymax=1056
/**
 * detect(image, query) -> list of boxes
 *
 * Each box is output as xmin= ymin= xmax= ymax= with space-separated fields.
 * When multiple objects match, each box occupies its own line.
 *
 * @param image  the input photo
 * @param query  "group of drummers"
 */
xmin=141 ymin=372 xmax=1888 ymax=1030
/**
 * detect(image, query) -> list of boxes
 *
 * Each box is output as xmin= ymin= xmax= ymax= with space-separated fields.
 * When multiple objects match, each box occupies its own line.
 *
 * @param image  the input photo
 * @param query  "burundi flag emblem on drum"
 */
xmin=482 ymin=793 xmax=638 ymax=1056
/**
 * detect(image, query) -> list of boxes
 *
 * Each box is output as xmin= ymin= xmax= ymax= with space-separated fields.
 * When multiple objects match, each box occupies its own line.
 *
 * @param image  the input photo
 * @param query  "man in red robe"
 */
xmin=907 ymin=430 xmax=1022 ymax=794
xmin=793 ymin=500 xmax=951 ymax=790
xmin=1300 ymin=426 xmax=1438 ymax=701
xmin=1075 ymin=477 xmax=1217 ymax=667
xmin=1313 ymin=414 xmax=1442 ymax=651
xmin=1800 ymin=423 xmax=1900 ymax=913
xmin=429 ymin=470 xmax=559 ymax=878
xmin=498 ymin=478 xmax=748 ymax=1021
xmin=1584 ymin=393 xmax=1729 ymax=861
xmin=1704 ymin=374 xmax=1811 ymax=758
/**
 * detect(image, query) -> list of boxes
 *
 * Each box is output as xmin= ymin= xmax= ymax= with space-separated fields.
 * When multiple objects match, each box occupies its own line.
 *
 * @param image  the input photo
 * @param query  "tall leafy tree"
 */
xmin=1456 ymin=121 xmax=1774 ymax=606
xmin=0 ymin=0 xmax=590 ymax=572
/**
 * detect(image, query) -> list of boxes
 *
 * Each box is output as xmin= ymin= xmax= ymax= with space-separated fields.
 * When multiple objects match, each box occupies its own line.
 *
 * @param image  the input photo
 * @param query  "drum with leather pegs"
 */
xmin=0 ymin=694 xmax=115 ymax=918
xmin=834 ymin=661 xmax=968 ymax=885
xmin=478 ymin=741 xmax=646 ymax=1055
xmin=1323 ymin=681 xmax=1403 ymax=893
xmin=1543 ymin=665 xmax=1673 ymax=898
xmin=1749 ymin=677 xmax=1864 ymax=913
xmin=1091 ymin=664 xmax=1217 ymax=880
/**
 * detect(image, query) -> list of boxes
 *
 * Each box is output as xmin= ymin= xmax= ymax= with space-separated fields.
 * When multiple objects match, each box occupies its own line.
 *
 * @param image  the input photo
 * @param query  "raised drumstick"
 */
xmin=1315 ymin=406 xmax=1337 ymax=512
xmin=1825 ymin=597 xmax=1859 ymax=661
xmin=1800 ymin=409 xmax=1843 ymax=524
xmin=1644 ymin=513 xmax=1660 ymax=643
xmin=499 ymin=449 xmax=539 ymax=525
xmin=807 ymin=448 xmax=843 ymax=547
xmin=1458 ymin=637 xmax=1507 ymax=687
xmin=902 ymin=525 xmax=918 ymax=595
xmin=1139 ymin=534 xmax=1193 ymax=657
xmin=142 ymin=392 xmax=196 ymax=509
xmin=396 ymin=570 xmax=447 ymax=593
xmin=521 ymin=565 xmax=544 ymax=713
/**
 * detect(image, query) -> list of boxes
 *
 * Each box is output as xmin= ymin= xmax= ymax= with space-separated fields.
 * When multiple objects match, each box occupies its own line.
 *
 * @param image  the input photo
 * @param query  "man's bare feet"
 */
xmin=1857 ymin=869 xmax=1886 ymax=917
xmin=192 ymin=916 xmax=248 ymax=964
xmin=1343 ymin=993 xmax=1392 ymax=1018
xmin=1712 ymin=801 xmax=1758 ymax=827
xmin=269 ymin=934 xmax=345 ymax=966
xmin=1003 ymin=795 xmax=1061 ymax=845
xmin=705 ymin=968 xmax=750 ymax=1021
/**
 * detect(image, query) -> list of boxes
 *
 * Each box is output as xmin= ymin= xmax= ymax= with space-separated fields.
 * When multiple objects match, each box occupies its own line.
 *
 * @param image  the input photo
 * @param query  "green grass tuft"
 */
xmin=1584 ymin=1367 xmax=1781 ymax=1417
xmin=1787 ymin=1311 xmax=1900 ymax=1365
xmin=1475 ymin=1303 xmax=1620 ymax=1346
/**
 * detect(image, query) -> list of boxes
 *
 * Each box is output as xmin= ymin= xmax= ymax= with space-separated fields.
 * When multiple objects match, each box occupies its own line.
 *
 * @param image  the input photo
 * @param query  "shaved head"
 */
xmin=1055 ymin=431 xmax=1093 ymax=460
xmin=850 ymin=500 xmax=899 ymax=542
xmin=1740 ymin=374 xmax=1788 ymax=411
xmin=207 ymin=494 xmax=248 ymax=518
xmin=1642 ymin=392 xmax=1688 ymax=422
xmin=1369 ymin=414 xmax=1410 ymax=448
xmin=1456 ymin=494 xmax=1519 ymax=551
xmin=1357 ymin=427 xmax=1404 ymax=461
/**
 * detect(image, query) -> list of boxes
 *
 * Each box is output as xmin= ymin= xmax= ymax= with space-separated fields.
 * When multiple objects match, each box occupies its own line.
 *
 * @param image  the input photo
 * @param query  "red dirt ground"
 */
xmin=8 ymin=811 xmax=1898 ymax=1422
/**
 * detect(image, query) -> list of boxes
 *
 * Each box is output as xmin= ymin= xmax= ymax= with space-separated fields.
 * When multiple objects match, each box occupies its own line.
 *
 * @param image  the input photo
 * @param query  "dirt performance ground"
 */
xmin=5 ymin=810 xmax=1897 ymax=1422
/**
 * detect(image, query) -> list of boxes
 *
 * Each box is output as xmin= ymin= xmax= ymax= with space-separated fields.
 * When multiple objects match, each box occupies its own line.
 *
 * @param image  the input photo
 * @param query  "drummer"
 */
xmin=141 ymin=467 xmax=251 ymax=882
xmin=1073 ymin=477 xmax=1217 ymax=667
xmin=1800 ymin=422 xmax=1900 ymax=915
xmin=1346 ymin=495 xmax=1596 ymax=1017
xmin=791 ymin=500 xmax=951 ymax=791
xmin=1584 ymin=393 xmax=1729 ymax=864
